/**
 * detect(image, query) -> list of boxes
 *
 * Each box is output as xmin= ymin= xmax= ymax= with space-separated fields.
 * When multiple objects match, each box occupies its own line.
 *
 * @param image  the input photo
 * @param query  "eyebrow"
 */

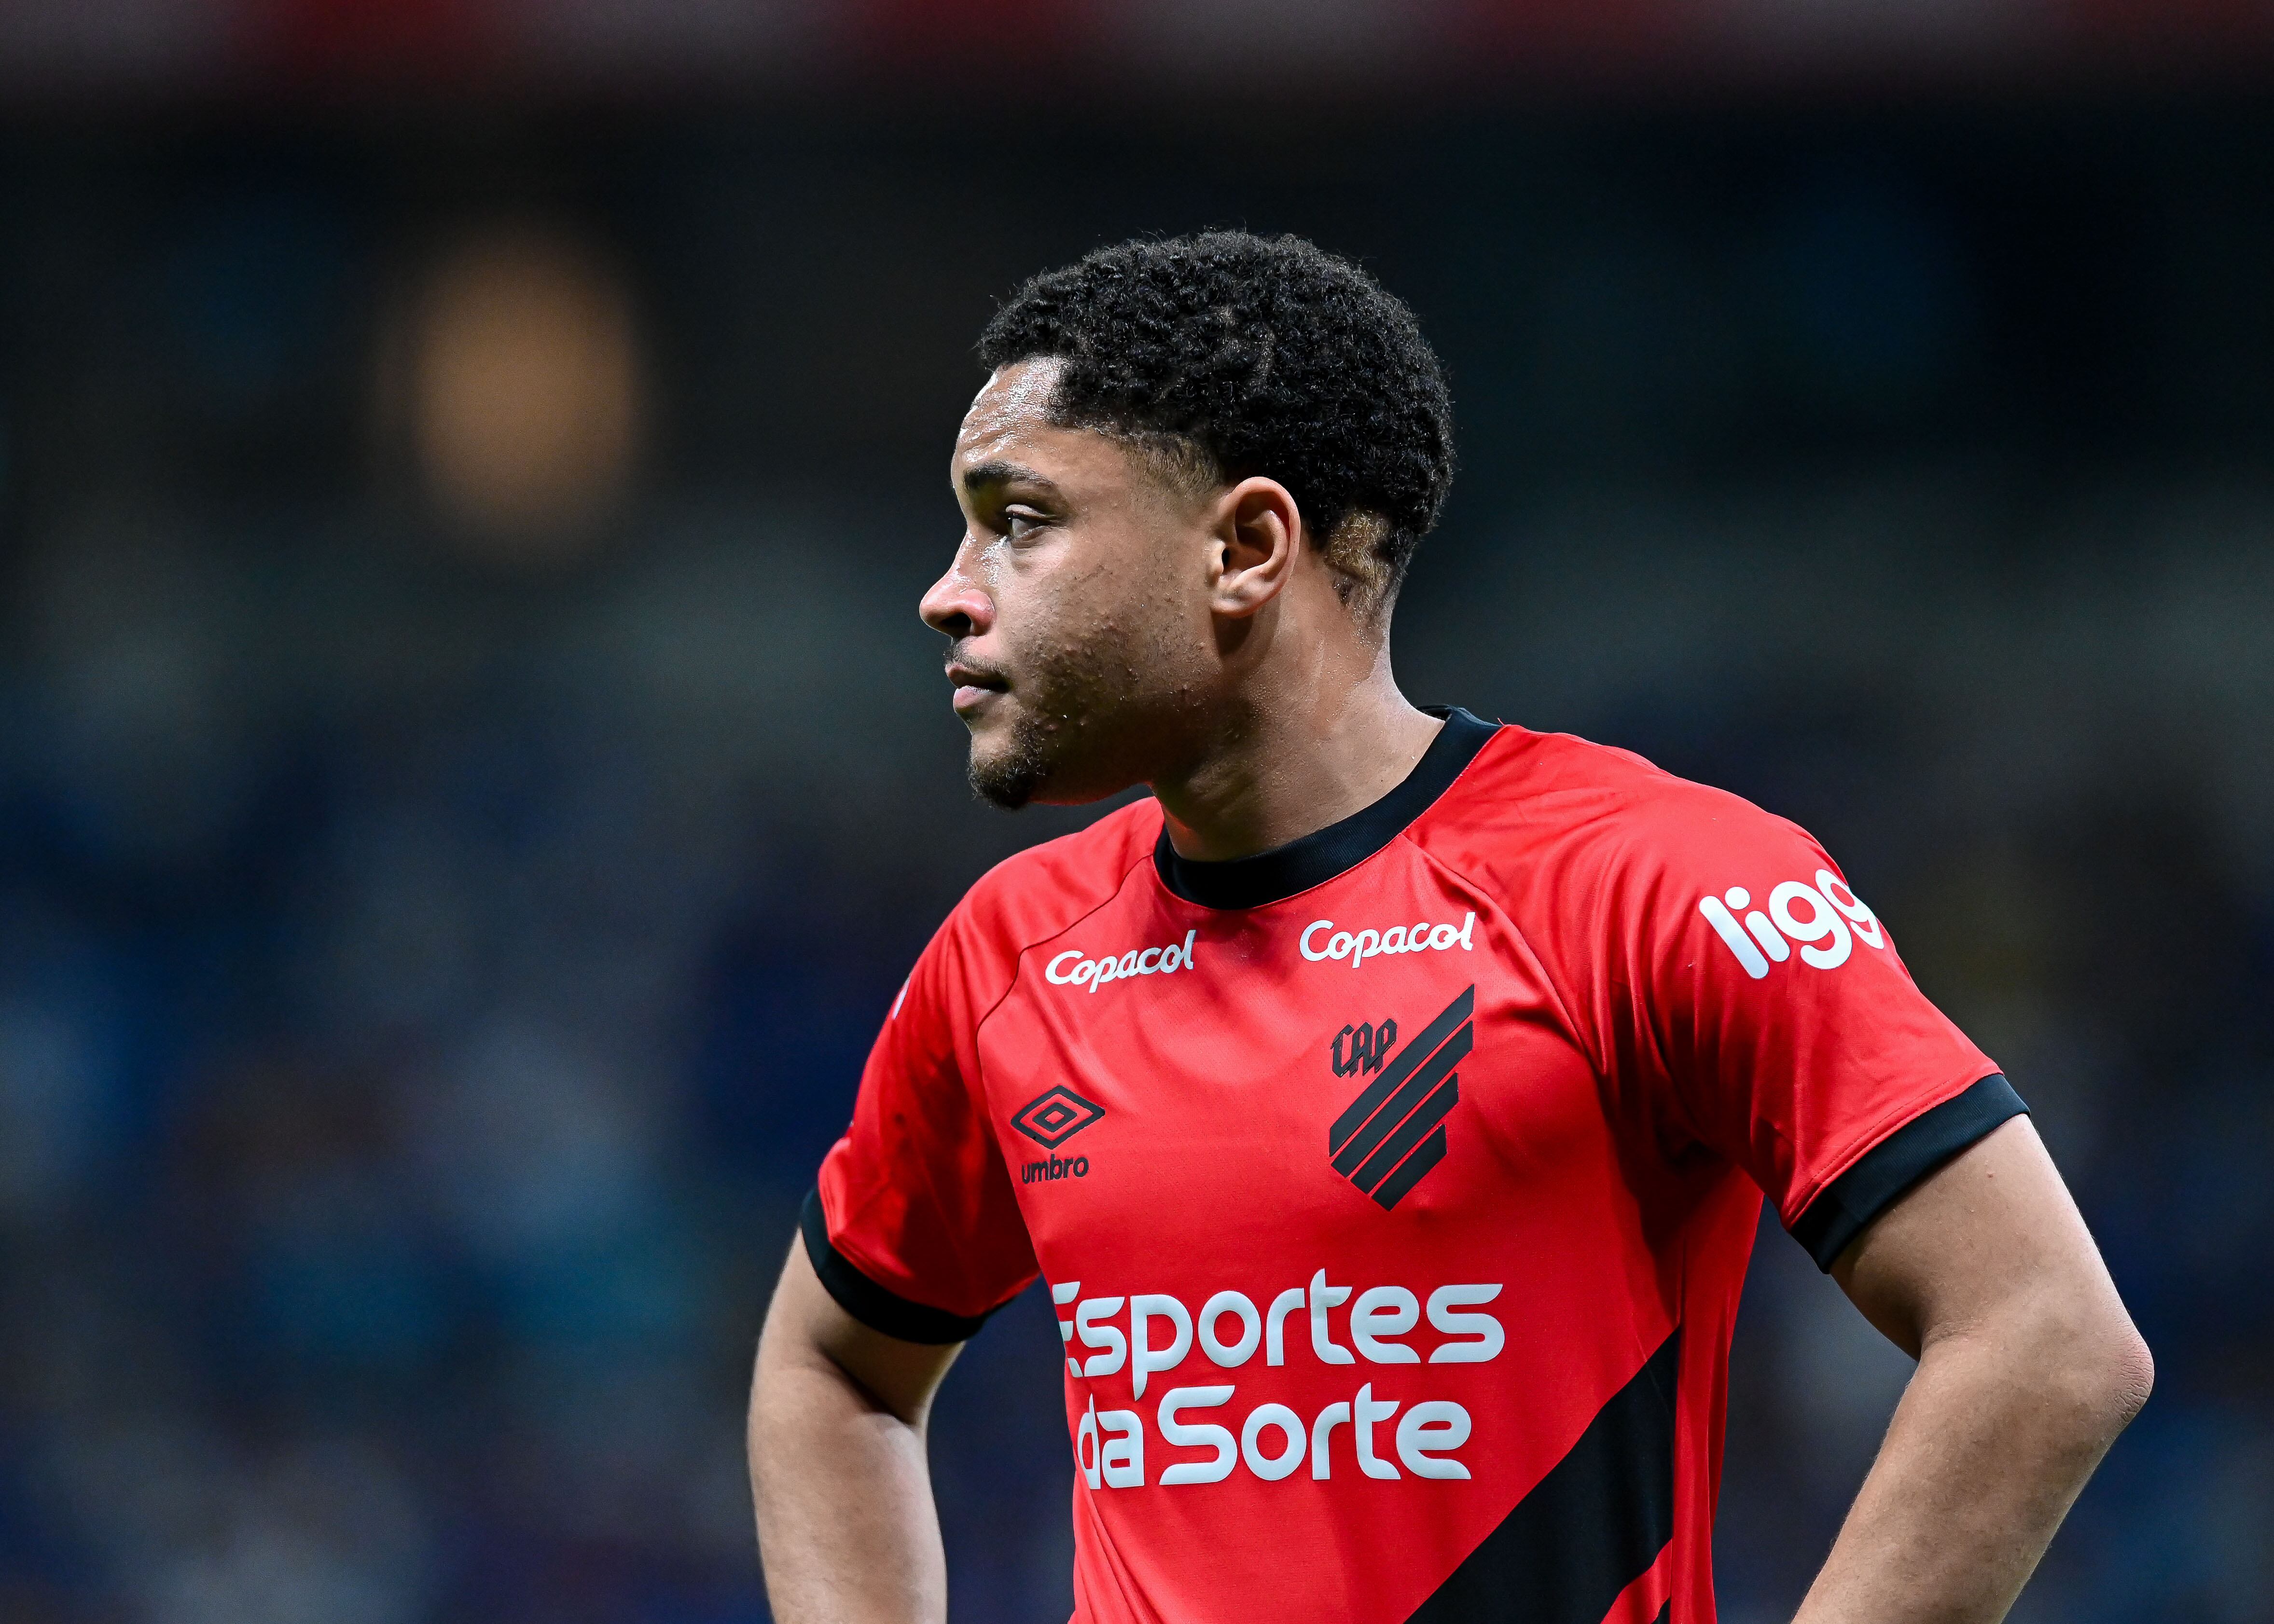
xmin=960 ymin=459 xmax=1060 ymax=497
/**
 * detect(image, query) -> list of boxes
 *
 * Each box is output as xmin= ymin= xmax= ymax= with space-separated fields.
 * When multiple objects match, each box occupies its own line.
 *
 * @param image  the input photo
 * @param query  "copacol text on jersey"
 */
xmin=1045 ymin=930 xmax=1199 ymax=992
xmin=1300 ymin=912 xmax=1474 ymax=969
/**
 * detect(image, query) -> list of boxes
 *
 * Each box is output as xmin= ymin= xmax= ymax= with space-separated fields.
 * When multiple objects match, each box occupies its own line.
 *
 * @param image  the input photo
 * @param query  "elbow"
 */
xmin=2099 ymin=1323 xmax=2154 ymax=1431
xmin=2040 ymin=1312 xmax=2153 ymax=1448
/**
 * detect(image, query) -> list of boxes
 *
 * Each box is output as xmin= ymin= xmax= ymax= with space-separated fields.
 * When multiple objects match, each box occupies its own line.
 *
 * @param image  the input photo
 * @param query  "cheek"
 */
xmin=1133 ymin=562 xmax=1214 ymax=664
xmin=1026 ymin=557 xmax=1137 ymax=648
xmin=1010 ymin=525 xmax=1209 ymax=686
xmin=1087 ymin=578 xmax=1203 ymax=677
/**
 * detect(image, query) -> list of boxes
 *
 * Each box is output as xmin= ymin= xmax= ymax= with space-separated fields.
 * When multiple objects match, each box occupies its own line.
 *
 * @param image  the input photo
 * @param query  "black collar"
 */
xmin=1152 ymin=707 xmax=1500 ymax=911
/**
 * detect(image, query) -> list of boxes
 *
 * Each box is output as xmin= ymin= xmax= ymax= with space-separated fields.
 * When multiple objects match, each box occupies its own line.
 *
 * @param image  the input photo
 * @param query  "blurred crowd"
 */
xmin=0 ymin=100 xmax=2270 ymax=1624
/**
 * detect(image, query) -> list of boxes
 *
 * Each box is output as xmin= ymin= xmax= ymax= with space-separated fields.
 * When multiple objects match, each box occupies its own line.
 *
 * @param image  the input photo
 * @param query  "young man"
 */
xmin=748 ymin=233 xmax=2149 ymax=1624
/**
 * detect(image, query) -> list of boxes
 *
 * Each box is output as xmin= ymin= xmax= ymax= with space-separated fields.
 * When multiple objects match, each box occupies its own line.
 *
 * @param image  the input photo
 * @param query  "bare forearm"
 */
xmin=1794 ymin=1321 xmax=2150 ymax=1624
xmin=750 ymin=1343 xmax=946 ymax=1624
xmin=749 ymin=1241 xmax=962 ymax=1624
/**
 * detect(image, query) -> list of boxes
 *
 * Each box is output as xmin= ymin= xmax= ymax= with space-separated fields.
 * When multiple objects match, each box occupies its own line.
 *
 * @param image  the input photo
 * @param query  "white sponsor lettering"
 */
xmin=1698 ymin=870 xmax=1885 ymax=981
xmin=1198 ymin=1291 xmax=1262 ymax=1367
xmin=1052 ymin=1271 xmax=1503 ymax=1489
xmin=1308 ymin=1268 xmax=1354 ymax=1364
xmin=1054 ymin=1280 xmax=1081 ymax=1376
xmin=1350 ymin=1285 xmax=1420 ymax=1363
xmin=1396 ymin=1401 xmax=1473 ymax=1479
xmin=1130 ymin=1294 xmax=1193 ymax=1399
xmin=1157 ymin=1386 xmax=1238 ymax=1484
xmin=1045 ymin=930 xmax=1198 ymax=992
xmin=1241 ymin=1403 xmax=1308 ymax=1480
xmin=1426 ymin=1283 xmax=1506 ymax=1363
xmin=1077 ymin=1295 xmax=1127 ymax=1378
xmin=1264 ymin=1286 xmax=1303 ymax=1366
xmin=1310 ymin=1402 xmax=1349 ymax=1479
xmin=1300 ymin=912 xmax=1475 ymax=969
xmin=1077 ymin=1396 xmax=1144 ymax=1489
xmin=1355 ymin=1382 xmax=1401 ymax=1479
xmin=1075 ymin=1381 xmax=1479 ymax=1489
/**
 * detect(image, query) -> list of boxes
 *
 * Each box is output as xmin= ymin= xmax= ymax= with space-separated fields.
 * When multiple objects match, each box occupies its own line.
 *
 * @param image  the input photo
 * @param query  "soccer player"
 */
xmin=748 ymin=233 xmax=2149 ymax=1624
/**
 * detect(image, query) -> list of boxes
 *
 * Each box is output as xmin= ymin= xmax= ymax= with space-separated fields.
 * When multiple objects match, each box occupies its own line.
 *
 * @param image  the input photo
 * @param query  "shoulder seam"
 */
xmin=966 ymin=847 xmax=1160 ymax=1069
xmin=1400 ymin=833 xmax=1610 ymax=1087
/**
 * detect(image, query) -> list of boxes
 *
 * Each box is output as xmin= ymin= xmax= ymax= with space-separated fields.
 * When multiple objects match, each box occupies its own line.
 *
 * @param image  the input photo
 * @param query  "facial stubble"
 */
xmin=964 ymin=614 xmax=1196 ymax=812
xmin=964 ymin=643 xmax=1101 ymax=811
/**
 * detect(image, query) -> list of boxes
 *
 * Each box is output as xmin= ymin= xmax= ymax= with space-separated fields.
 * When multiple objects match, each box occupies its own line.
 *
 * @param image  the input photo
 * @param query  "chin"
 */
xmin=967 ymin=763 xmax=1038 ymax=811
xmin=965 ymin=730 xmax=1048 ymax=811
xmin=966 ymin=731 xmax=1131 ymax=812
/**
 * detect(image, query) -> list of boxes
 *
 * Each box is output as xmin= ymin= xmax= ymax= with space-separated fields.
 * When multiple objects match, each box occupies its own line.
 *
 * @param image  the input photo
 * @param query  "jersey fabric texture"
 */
xmin=805 ymin=709 xmax=2020 ymax=1624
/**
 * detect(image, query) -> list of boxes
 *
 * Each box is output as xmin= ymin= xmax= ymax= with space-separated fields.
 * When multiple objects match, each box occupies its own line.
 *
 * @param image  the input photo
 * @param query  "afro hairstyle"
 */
xmin=975 ymin=231 xmax=1455 ymax=618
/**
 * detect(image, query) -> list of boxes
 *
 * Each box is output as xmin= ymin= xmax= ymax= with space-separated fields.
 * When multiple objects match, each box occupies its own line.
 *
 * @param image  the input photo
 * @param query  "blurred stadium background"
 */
xmin=0 ymin=3 xmax=2271 ymax=1621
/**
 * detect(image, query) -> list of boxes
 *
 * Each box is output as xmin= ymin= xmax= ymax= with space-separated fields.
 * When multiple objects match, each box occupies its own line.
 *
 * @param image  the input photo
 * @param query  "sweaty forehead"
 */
xmin=955 ymin=358 xmax=1068 ymax=464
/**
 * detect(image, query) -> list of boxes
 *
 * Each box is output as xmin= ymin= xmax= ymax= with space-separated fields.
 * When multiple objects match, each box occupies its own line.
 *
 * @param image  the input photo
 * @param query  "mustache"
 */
xmin=945 ymin=646 xmax=1013 ymax=686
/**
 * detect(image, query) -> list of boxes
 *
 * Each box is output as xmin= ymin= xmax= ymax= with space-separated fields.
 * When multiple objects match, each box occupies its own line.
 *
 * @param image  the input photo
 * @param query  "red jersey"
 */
xmin=805 ymin=709 xmax=2019 ymax=1624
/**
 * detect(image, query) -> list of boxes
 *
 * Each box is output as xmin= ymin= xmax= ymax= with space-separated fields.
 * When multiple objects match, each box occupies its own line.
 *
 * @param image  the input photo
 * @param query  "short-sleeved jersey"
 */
xmin=804 ymin=710 xmax=2020 ymax=1624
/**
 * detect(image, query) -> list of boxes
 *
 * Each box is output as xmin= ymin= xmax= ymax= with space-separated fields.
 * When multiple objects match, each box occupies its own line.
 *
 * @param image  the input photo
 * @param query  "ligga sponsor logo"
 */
xmin=1698 ymin=869 xmax=1885 ymax=979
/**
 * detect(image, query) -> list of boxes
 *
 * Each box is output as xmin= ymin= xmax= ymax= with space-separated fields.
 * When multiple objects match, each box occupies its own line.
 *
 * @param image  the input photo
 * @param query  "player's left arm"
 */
xmin=1795 ymin=1114 xmax=2152 ymax=1624
xmin=1568 ymin=782 xmax=2150 ymax=1621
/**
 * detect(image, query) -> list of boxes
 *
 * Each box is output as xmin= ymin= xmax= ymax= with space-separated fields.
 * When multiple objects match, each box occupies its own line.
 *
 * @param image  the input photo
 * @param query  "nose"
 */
xmin=921 ymin=545 xmax=995 ymax=639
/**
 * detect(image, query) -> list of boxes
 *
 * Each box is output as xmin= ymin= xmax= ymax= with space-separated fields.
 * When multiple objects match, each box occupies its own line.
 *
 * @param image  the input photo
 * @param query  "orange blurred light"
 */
xmin=406 ymin=226 xmax=643 ymax=565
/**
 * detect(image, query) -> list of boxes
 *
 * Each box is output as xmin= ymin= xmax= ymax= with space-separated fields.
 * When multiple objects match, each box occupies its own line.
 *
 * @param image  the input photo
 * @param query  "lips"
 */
xmin=945 ymin=661 xmax=1006 ymax=691
xmin=946 ymin=661 xmax=1009 ymax=715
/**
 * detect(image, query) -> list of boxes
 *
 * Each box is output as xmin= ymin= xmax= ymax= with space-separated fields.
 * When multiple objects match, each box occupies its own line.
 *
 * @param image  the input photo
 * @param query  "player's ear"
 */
xmin=1209 ymin=477 xmax=1302 ymax=619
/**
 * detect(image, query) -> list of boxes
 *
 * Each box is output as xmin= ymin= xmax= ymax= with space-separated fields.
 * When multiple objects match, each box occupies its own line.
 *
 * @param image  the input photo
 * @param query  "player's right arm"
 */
xmin=749 ymin=1237 xmax=963 ymax=1624
xmin=746 ymin=895 xmax=1041 ymax=1623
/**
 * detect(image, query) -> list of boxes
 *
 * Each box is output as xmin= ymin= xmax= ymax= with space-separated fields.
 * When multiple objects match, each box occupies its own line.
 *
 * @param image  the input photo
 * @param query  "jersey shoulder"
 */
xmin=950 ymin=796 xmax=1164 ymax=961
xmin=1412 ymin=723 xmax=1825 ymax=901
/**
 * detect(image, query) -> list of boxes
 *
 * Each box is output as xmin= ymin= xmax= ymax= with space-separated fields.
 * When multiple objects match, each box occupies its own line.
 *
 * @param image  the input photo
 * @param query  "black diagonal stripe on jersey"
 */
xmin=1332 ymin=1020 xmax=1472 ymax=1178
xmin=1352 ymin=1074 xmax=1460 ymax=1193
xmin=1404 ymin=1328 xmax=1679 ymax=1624
xmin=1371 ymin=1124 xmax=1447 ymax=1211
xmin=1329 ymin=984 xmax=1475 ymax=1156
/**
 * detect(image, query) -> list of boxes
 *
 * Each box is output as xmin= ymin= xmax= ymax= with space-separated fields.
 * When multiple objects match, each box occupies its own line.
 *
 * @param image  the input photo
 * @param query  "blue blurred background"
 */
xmin=0 ymin=3 xmax=2271 ymax=1621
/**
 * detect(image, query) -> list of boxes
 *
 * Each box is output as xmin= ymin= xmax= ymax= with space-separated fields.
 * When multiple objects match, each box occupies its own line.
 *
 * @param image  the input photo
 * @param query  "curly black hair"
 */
xmin=976 ymin=231 xmax=1455 ymax=617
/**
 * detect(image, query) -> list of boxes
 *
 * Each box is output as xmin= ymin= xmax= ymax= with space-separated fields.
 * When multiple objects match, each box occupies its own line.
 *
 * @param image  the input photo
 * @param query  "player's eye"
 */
xmin=1003 ymin=507 xmax=1050 ymax=541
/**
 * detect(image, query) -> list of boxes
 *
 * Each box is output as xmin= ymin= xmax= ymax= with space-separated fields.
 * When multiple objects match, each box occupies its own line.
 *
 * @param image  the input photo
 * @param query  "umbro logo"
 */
xmin=1012 ymin=1084 xmax=1106 ymax=1149
xmin=1326 ymin=986 xmax=1473 ymax=1211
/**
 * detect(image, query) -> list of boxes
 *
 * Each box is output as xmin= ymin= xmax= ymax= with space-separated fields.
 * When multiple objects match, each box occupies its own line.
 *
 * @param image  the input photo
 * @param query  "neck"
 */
xmin=1151 ymin=634 xmax=1442 ymax=864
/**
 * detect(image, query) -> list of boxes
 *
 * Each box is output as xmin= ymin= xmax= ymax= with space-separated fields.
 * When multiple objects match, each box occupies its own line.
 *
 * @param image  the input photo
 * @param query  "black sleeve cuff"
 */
xmin=798 ymin=1188 xmax=998 ymax=1345
xmin=1789 ymin=1073 xmax=2029 ymax=1272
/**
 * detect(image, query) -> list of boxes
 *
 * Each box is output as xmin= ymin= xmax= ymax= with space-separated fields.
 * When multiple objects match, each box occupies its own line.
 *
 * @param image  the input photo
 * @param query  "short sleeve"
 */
xmin=806 ymin=912 xmax=1038 ymax=1342
xmin=1599 ymin=796 xmax=2022 ymax=1270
